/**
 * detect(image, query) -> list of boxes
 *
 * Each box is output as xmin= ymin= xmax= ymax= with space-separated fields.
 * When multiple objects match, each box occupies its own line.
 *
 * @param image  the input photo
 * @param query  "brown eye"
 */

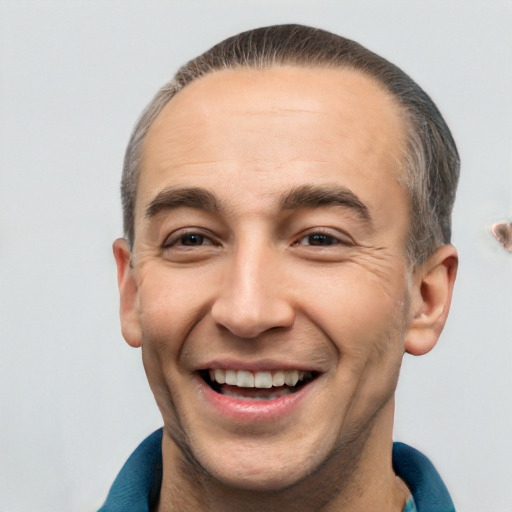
xmin=179 ymin=233 xmax=211 ymax=246
xmin=308 ymin=233 xmax=337 ymax=246
xmin=297 ymin=233 xmax=340 ymax=246
xmin=163 ymin=230 xmax=215 ymax=249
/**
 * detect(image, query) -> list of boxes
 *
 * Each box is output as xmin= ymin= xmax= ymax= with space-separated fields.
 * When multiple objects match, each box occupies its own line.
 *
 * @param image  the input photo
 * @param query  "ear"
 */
xmin=112 ymin=238 xmax=142 ymax=348
xmin=404 ymin=244 xmax=458 ymax=356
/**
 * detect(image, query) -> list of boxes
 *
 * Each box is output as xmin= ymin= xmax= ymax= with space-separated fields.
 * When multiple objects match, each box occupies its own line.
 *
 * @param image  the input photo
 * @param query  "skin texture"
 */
xmin=114 ymin=66 xmax=458 ymax=511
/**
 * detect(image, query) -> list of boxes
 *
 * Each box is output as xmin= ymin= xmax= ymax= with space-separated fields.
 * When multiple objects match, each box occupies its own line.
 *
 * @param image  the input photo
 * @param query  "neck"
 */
xmin=156 ymin=400 xmax=407 ymax=512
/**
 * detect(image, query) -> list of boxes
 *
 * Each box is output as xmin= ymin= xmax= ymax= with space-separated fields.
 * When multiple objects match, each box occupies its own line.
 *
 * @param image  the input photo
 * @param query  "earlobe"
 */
xmin=113 ymin=238 xmax=142 ymax=348
xmin=404 ymin=244 xmax=458 ymax=356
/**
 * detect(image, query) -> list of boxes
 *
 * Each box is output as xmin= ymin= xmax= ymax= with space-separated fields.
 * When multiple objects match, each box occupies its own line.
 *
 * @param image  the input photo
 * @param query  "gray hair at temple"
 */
xmin=121 ymin=24 xmax=459 ymax=265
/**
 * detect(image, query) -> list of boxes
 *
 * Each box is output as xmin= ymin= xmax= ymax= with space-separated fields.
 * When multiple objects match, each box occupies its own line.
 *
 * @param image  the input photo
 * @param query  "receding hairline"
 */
xmin=143 ymin=62 xmax=411 ymax=136
xmin=122 ymin=24 xmax=459 ymax=265
xmin=137 ymin=63 xmax=413 ymax=190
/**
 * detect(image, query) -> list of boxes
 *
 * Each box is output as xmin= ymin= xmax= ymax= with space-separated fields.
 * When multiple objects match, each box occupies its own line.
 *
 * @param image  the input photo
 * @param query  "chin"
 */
xmin=186 ymin=433 xmax=333 ymax=494
xmin=204 ymin=461 xmax=311 ymax=493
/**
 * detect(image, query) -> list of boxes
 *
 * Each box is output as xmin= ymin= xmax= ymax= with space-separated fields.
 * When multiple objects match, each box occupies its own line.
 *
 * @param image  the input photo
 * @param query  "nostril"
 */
xmin=211 ymin=303 xmax=294 ymax=339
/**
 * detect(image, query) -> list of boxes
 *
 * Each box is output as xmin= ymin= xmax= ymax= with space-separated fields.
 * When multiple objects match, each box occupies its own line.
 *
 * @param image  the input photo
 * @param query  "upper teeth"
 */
xmin=208 ymin=369 xmax=311 ymax=388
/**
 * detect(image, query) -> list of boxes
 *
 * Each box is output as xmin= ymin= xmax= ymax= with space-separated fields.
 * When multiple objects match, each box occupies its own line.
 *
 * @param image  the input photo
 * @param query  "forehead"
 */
xmin=138 ymin=66 xmax=408 ymax=223
xmin=144 ymin=65 xmax=406 ymax=161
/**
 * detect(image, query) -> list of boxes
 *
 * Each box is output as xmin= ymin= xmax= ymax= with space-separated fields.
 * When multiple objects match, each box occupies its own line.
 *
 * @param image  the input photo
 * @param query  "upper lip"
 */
xmin=196 ymin=358 xmax=323 ymax=373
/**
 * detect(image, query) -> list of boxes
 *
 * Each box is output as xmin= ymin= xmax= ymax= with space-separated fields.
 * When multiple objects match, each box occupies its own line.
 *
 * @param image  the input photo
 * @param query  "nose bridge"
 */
xmin=211 ymin=234 xmax=295 ymax=338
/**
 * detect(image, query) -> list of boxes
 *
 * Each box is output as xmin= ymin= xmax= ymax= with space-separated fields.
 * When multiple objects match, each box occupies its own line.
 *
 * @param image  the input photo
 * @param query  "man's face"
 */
xmin=121 ymin=66 xmax=415 ymax=490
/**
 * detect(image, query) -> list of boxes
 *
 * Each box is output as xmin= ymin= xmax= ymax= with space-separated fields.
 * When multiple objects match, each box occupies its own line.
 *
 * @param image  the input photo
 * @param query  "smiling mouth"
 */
xmin=200 ymin=369 xmax=318 ymax=400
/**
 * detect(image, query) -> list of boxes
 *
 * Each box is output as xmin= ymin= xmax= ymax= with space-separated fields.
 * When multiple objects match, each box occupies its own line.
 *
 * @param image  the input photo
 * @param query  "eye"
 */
xmin=297 ymin=233 xmax=339 ymax=246
xmin=294 ymin=231 xmax=350 ymax=247
xmin=176 ymin=233 xmax=213 ymax=246
xmin=162 ymin=229 xmax=216 ymax=249
xmin=160 ymin=227 xmax=221 ymax=263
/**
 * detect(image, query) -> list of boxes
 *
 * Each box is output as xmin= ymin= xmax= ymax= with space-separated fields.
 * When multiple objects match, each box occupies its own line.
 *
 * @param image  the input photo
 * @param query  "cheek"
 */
xmin=136 ymin=270 xmax=204 ymax=430
xmin=137 ymin=267 xmax=208 ymax=348
xmin=141 ymin=341 xmax=193 ymax=453
xmin=303 ymin=269 xmax=407 ymax=346
xmin=301 ymin=266 xmax=408 ymax=409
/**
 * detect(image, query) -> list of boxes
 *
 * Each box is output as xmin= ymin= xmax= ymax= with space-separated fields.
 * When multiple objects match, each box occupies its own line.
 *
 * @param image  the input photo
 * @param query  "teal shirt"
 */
xmin=99 ymin=429 xmax=455 ymax=512
xmin=404 ymin=494 xmax=418 ymax=512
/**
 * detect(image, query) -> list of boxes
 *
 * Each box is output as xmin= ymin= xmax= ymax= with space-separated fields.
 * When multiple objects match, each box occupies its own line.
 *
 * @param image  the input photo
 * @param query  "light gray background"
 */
xmin=1 ymin=1 xmax=511 ymax=511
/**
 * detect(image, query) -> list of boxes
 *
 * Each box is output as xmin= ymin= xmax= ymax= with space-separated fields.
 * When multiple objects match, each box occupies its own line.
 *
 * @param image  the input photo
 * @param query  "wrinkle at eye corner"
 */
xmin=349 ymin=246 xmax=405 ymax=294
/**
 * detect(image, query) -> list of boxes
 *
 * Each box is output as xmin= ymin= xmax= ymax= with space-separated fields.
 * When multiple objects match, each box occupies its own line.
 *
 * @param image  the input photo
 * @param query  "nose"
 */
xmin=211 ymin=244 xmax=296 ymax=339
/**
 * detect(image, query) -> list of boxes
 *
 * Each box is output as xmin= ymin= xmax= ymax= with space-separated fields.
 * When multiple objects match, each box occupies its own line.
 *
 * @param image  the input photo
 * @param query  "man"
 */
xmin=101 ymin=24 xmax=459 ymax=511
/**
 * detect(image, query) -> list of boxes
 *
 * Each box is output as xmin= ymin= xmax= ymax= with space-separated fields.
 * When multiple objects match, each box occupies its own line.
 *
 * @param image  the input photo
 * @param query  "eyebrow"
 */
xmin=280 ymin=184 xmax=372 ymax=224
xmin=145 ymin=183 xmax=371 ymax=224
xmin=146 ymin=187 xmax=220 ymax=219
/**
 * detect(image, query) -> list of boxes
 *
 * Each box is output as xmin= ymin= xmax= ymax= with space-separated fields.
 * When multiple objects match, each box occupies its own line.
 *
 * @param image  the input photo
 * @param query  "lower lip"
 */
xmin=197 ymin=376 xmax=316 ymax=423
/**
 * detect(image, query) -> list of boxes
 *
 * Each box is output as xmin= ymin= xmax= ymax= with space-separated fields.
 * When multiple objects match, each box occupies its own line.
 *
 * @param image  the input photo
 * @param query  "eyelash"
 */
xmin=162 ymin=228 xmax=351 ymax=251
xmin=162 ymin=228 xmax=218 ymax=249
xmin=293 ymin=228 xmax=353 ymax=247
xmin=294 ymin=233 xmax=341 ymax=247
